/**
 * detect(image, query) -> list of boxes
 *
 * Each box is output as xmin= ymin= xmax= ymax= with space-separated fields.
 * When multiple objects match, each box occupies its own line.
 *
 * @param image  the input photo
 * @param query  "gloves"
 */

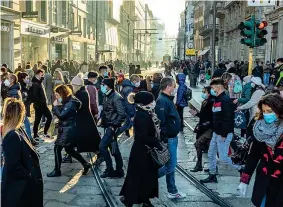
xmin=238 ymin=182 xmax=248 ymax=197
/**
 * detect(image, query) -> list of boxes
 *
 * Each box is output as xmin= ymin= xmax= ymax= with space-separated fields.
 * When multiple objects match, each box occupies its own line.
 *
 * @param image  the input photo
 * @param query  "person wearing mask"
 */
xmin=238 ymin=94 xmax=283 ymax=207
xmin=148 ymin=73 xmax=163 ymax=100
xmin=85 ymin=72 xmax=99 ymax=120
xmin=96 ymin=65 xmax=109 ymax=118
xmin=99 ymin=78 xmax=126 ymax=178
xmin=212 ymin=63 xmax=226 ymax=79
xmin=29 ymin=69 xmax=53 ymax=140
xmin=200 ymin=78 xmax=242 ymax=183
xmin=155 ymin=77 xmax=186 ymax=199
xmin=190 ymin=86 xmax=214 ymax=172
xmin=237 ymin=77 xmax=265 ymax=137
xmin=120 ymin=91 xmax=161 ymax=207
xmin=176 ymin=68 xmax=188 ymax=130
xmin=6 ymin=74 xmax=21 ymax=99
xmin=47 ymin=85 xmax=91 ymax=177
xmin=1 ymin=98 xmax=43 ymax=207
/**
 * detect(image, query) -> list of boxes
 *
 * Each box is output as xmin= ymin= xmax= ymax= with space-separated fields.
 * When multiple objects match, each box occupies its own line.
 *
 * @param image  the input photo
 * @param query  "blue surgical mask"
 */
xmin=263 ymin=112 xmax=277 ymax=124
xmin=103 ymin=71 xmax=108 ymax=77
xmin=210 ymin=89 xmax=217 ymax=96
xmin=101 ymin=85 xmax=107 ymax=94
xmin=201 ymin=93 xmax=208 ymax=99
xmin=58 ymin=97 xmax=62 ymax=103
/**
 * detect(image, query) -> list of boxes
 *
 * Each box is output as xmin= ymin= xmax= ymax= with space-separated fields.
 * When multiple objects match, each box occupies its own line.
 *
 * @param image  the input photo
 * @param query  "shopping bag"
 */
xmin=234 ymin=111 xmax=247 ymax=129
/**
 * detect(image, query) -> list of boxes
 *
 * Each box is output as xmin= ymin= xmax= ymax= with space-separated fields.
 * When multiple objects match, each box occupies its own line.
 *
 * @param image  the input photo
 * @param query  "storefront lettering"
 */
xmin=1 ymin=26 xmax=10 ymax=32
xmin=27 ymin=26 xmax=45 ymax=35
xmin=52 ymin=37 xmax=65 ymax=42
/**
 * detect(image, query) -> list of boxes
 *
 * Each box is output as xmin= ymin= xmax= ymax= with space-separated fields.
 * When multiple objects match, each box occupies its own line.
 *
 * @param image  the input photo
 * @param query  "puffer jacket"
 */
xmin=121 ymin=79 xmax=135 ymax=117
xmin=53 ymin=96 xmax=81 ymax=146
xmin=101 ymin=90 xmax=126 ymax=128
xmin=176 ymin=73 xmax=188 ymax=107
xmin=238 ymin=82 xmax=252 ymax=104
xmin=7 ymin=83 xmax=21 ymax=99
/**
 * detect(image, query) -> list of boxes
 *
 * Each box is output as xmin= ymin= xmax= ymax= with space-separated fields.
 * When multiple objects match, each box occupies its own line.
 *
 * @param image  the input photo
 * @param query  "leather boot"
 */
xmin=190 ymin=160 xmax=203 ymax=172
xmin=47 ymin=169 xmax=61 ymax=177
xmin=82 ymin=163 xmax=92 ymax=175
xmin=200 ymin=174 xmax=218 ymax=184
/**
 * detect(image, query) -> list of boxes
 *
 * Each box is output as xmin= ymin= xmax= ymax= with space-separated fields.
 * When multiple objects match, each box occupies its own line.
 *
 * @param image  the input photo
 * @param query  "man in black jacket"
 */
xmin=155 ymin=77 xmax=186 ymax=199
xmin=200 ymin=78 xmax=241 ymax=184
xmin=99 ymin=78 xmax=126 ymax=178
xmin=30 ymin=69 xmax=52 ymax=141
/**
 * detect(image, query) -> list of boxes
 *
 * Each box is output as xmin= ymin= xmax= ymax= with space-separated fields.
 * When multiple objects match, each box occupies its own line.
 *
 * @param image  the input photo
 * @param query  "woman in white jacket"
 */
xmin=237 ymin=77 xmax=265 ymax=135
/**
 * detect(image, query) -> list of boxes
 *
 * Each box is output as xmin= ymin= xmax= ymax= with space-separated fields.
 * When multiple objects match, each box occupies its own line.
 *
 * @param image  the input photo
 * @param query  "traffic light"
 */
xmin=255 ymin=21 xmax=268 ymax=47
xmin=238 ymin=15 xmax=255 ymax=47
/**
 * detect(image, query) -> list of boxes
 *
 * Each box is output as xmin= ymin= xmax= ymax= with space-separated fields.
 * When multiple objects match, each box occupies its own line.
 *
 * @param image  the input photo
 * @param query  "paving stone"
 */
xmin=44 ymin=190 xmax=76 ymax=203
xmin=71 ymin=195 xmax=106 ymax=207
xmin=44 ymin=201 xmax=79 ymax=207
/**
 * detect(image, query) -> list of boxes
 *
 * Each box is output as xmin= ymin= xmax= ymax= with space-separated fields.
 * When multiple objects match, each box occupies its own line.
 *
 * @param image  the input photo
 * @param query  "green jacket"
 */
xmin=238 ymin=82 xmax=252 ymax=104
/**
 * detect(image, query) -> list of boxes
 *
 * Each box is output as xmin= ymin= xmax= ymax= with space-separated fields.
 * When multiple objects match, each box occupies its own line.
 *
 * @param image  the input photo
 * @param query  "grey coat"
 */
xmin=43 ymin=73 xmax=53 ymax=105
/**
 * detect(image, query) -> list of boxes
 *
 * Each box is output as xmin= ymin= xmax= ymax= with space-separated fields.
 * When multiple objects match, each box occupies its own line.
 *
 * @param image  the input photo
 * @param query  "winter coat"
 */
xmin=156 ymin=93 xmax=181 ymax=141
xmin=238 ymin=82 xmax=252 ymax=105
xmin=94 ymin=75 xmax=104 ymax=106
xmin=240 ymin=134 xmax=283 ymax=207
xmin=6 ymin=83 xmax=21 ymax=99
xmin=30 ymin=76 xmax=48 ymax=107
xmin=85 ymin=80 xmax=99 ymax=117
xmin=43 ymin=73 xmax=53 ymax=105
xmin=240 ymin=63 xmax=248 ymax=78
xmin=1 ymin=128 xmax=43 ymax=207
xmin=53 ymin=96 xmax=81 ymax=146
xmin=238 ymin=87 xmax=265 ymax=123
xmin=252 ymin=65 xmax=263 ymax=78
xmin=121 ymin=79 xmax=135 ymax=117
xmin=151 ymin=79 xmax=161 ymax=100
xmin=212 ymin=91 xmax=234 ymax=137
xmin=120 ymin=108 xmax=160 ymax=204
xmin=176 ymin=73 xmax=188 ymax=108
xmin=101 ymin=90 xmax=126 ymax=128
xmin=74 ymin=86 xmax=101 ymax=152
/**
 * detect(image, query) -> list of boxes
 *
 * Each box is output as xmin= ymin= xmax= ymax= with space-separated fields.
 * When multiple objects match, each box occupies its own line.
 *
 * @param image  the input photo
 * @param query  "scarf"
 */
xmin=253 ymin=119 xmax=283 ymax=148
xmin=137 ymin=104 xmax=161 ymax=140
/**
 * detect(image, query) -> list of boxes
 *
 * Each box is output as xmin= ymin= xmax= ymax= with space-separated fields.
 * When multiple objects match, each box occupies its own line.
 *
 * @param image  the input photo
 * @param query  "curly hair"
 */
xmin=257 ymin=94 xmax=283 ymax=121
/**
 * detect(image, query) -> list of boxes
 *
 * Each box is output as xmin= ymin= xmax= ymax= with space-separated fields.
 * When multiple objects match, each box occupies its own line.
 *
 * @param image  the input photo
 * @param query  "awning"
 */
xmin=199 ymin=49 xmax=210 ymax=56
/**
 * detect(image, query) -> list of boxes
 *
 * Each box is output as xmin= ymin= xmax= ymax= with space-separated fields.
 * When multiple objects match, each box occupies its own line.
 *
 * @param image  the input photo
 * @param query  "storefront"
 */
xmin=87 ymin=44 xmax=95 ymax=61
xmin=1 ymin=21 xmax=13 ymax=68
xmin=21 ymin=19 xmax=50 ymax=65
xmin=50 ymin=36 xmax=68 ymax=60
xmin=70 ymin=41 xmax=85 ymax=61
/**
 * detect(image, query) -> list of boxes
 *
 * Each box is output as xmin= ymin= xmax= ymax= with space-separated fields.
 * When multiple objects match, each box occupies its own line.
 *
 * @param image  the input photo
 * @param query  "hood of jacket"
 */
xmin=177 ymin=73 xmax=186 ymax=85
xmin=122 ymin=79 xmax=134 ymax=88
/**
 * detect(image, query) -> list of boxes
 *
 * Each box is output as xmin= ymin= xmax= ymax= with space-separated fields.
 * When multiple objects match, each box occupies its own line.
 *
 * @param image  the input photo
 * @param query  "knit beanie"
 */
xmin=102 ymin=78 xmax=115 ymax=89
xmin=134 ymin=91 xmax=154 ymax=105
xmin=71 ymin=75 xmax=84 ymax=86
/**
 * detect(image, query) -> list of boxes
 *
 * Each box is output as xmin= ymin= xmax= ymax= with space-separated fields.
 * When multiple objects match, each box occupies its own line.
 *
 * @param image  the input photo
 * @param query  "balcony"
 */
xmin=199 ymin=24 xmax=219 ymax=36
xmin=216 ymin=2 xmax=225 ymax=18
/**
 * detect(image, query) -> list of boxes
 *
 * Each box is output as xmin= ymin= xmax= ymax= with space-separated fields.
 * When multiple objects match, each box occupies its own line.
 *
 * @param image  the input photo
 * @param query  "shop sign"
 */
xmin=71 ymin=31 xmax=82 ymax=35
xmin=22 ymin=11 xmax=39 ymax=18
xmin=52 ymin=37 xmax=65 ymax=42
xmin=72 ymin=43 xmax=81 ymax=50
xmin=1 ymin=25 xmax=10 ymax=32
xmin=21 ymin=20 xmax=49 ymax=38
xmin=27 ymin=26 xmax=45 ymax=35
xmin=186 ymin=49 xmax=196 ymax=56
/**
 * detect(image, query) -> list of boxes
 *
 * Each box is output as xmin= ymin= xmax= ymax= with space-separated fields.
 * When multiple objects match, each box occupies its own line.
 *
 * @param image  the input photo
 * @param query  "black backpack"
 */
xmin=184 ymin=87 xmax=192 ymax=102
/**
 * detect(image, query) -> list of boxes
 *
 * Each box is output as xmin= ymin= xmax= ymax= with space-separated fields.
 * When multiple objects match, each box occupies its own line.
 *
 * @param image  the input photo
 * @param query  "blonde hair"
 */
xmin=127 ymin=92 xmax=135 ymax=104
xmin=2 ymin=98 xmax=26 ymax=138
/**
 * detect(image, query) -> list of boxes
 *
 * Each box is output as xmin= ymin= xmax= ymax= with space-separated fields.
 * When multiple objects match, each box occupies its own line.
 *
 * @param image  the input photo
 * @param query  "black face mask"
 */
xmin=40 ymin=77 xmax=45 ymax=81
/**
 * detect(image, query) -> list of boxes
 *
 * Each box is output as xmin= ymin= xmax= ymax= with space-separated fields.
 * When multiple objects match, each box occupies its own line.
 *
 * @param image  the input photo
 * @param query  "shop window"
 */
xmin=26 ymin=0 xmax=33 ymax=12
xmin=83 ymin=18 xmax=86 ymax=38
xmin=40 ymin=1 xmax=47 ymax=23
xmin=62 ymin=1 xmax=67 ymax=27
xmin=87 ymin=20 xmax=91 ymax=39
xmin=78 ymin=15 xmax=82 ymax=33
xmin=53 ymin=1 xmax=57 ymax=25
xmin=71 ymin=12 xmax=74 ymax=30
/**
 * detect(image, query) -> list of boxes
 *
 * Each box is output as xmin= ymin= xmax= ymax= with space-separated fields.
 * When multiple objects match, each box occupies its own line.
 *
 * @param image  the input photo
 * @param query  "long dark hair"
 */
xmin=257 ymin=94 xmax=283 ymax=121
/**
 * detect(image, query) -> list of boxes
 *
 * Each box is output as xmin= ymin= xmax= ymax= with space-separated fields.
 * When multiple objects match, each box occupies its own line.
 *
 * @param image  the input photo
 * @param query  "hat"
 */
xmin=102 ymin=78 xmax=115 ymax=89
xmin=71 ymin=75 xmax=84 ymax=86
xmin=88 ymin=71 xmax=98 ymax=78
xmin=134 ymin=91 xmax=154 ymax=105
xmin=243 ymin=76 xmax=252 ymax=83
xmin=251 ymin=77 xmax=264 ymax=87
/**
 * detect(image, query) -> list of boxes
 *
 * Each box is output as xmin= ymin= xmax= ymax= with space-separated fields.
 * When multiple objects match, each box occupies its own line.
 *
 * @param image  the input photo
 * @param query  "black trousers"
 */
xmin=54 ymin=145 xmax=87 ymax=171
xmin=176 ymin=105 xmax=184 ymax=126
xmin=33 ymin=104 xmax=52 ymax=137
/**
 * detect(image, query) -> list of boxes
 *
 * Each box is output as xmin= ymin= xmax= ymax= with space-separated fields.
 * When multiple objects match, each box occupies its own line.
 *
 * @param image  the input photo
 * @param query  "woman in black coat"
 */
xmin=47 ymin=84 xmax=91 ymax=177
xmin=120 ymin=91 xmax=161 ymax=207
xmin=1 ymin=98 xmax=43 ymax=207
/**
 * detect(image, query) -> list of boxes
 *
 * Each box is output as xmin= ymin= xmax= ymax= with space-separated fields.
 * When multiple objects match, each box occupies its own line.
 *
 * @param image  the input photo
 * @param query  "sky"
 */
xmin=145 ymin=0 xmax=186 ymax=37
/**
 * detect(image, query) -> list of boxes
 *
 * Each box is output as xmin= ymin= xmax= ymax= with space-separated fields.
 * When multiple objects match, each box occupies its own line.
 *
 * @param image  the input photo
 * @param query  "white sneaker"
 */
xmin=42 ymin=134 xmax=53 ymax=139
xmin=167 ymin=192 xmax=186 ymax=199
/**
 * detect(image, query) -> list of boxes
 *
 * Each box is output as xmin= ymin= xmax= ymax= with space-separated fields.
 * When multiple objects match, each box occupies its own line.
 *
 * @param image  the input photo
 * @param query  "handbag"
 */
xmin=146 ymin=141 xmax=170 ymax=166
xmin=234 ymin=110 xmax=247 ymax=129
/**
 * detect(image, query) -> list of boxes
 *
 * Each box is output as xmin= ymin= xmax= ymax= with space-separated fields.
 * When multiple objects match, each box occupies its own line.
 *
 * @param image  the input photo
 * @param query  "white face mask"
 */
xmin=134 ymin=81 xmax=140 ymax=88
xmin=93 ymin=79 xmax=98 ymax=84
xmin=171 ymin=88 xmax=177 ymax=96
xmin=4 ymin=79 xmax=10 ymax=87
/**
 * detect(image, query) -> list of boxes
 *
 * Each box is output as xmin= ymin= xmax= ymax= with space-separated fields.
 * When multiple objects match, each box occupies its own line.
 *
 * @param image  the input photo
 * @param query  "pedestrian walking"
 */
xmin=200 ymin=78 xmax=243 ymax=184
xmin=96 ymin=65 xmax=108 ymax=118
xmin=47 ymin=85 xmax=91 ymax=177
xmin=190 ymin=86 xmax=214 ymax=172
xmin=238 ymin=94 xmax=283 ymax=207
xmin=99 ymin=78 xmax=125 ymax=178
xmin=120 ymin=91 xmax=161 ymax=207
xmin=85 ymin=72 xmax=99 ymax=120
xmin=1 ymin=98 xmax=43 ymax=207
xmin=155 ymin=77 xmax=186 ymax=199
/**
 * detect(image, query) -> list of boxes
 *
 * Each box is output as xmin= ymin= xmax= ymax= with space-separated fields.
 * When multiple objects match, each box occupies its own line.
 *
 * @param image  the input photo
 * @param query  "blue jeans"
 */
xmin=24 ymin=116 xmax=32 ymax=140
xmin=99 ymin=127 xmax=123 ymax=171
xmin=208 ymin=133 xmax=240 ymax=174
xmin=158 ymin=137 xmax=178 ymax=194
xmin=116 ymin=116 xmax=133 ymax=136
xmin=263 ymin=73 xmax=270 ymax=85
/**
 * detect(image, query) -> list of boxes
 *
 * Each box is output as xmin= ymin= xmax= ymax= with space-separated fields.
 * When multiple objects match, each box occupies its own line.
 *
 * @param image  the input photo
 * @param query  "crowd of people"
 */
xmin=1 ymin=56 xmax=283 ymax=207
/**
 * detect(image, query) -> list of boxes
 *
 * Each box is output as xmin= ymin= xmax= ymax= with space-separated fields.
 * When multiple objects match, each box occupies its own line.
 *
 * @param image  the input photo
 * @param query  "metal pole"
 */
xmin=184 ymin=8 xmax=187 ymax=60
xmin=211 ymin=1 xmax=216 ymax=75
xmin=133 ymin=29 xmax=135 ymax=62
xmin=248 ymin=48 xmax=253 ymax=75
xmin=95 ymin=0 xmax=98 ymax=62
xmin=127 ymin=14 xmax=130 ymax=63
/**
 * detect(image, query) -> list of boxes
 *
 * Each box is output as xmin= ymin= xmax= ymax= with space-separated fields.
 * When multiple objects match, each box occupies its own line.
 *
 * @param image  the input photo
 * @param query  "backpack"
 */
xmin=184 ymin=87 xmax=192 ymax=102
xmin=233 ymin=79 xmax=242 ymax=94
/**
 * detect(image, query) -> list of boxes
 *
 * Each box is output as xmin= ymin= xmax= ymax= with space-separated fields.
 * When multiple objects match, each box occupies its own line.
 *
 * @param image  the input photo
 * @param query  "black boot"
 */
xmin=120 ymin=197 xmax=133 ymax=207
xmin=62 ymin=154 xmax=73 ymax=163
xmin=200 ymin=174 xmax=218 ymax=184
xmin=142 ymin=199 xmax=154 ymax=207
xmin=190 ymin=160 xmax=203 ymax=172
xmin=47 ymin=169 xmax=61 ymax=177
xmin=114 ymin=168 xmax=125 ymax=178
xmin=82 ymin=163 xmax=92 ymax=175
xmin=100 ymin=169 xmax=115 ymax=178
xmin=94 ymin=154 xmax=104 ymax=166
